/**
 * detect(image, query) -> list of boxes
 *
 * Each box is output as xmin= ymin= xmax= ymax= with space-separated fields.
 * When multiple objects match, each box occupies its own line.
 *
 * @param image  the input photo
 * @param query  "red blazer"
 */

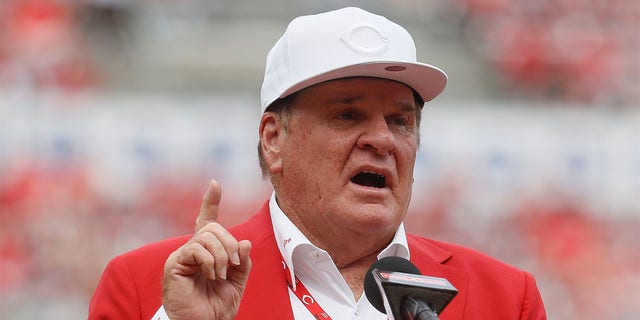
xmin=89 ymin=202 xmax=546 ymax=319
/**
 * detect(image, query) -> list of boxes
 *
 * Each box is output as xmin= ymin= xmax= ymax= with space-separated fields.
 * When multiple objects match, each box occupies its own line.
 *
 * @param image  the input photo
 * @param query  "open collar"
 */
xmin=269 ymin=192 xmax=410 ymax=291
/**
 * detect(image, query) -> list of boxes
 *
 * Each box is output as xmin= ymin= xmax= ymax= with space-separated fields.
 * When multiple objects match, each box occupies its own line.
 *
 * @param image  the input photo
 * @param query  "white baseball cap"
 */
xmin=260 ymin=7 xmax=447 ymax=113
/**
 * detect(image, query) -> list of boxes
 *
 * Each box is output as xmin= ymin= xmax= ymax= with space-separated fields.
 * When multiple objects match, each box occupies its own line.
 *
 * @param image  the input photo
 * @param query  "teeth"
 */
xmin=363 ymin=170 xmax=384 ymax=178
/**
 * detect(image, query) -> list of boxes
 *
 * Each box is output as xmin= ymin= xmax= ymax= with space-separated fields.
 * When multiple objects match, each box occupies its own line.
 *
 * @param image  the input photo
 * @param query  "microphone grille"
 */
xmin=363 ymin=256 xmax=420 ymax=313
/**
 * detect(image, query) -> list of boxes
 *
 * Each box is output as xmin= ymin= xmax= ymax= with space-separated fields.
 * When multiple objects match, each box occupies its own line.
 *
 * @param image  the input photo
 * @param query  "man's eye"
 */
xmin=388 ymin=116 xmax=409 ymax=127
xmin=337 ymin=111 xmax=358 ymax=121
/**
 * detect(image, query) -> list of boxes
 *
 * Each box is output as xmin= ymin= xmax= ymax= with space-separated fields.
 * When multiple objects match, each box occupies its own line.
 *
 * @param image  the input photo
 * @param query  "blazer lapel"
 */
xmin=233 ymin=203 xmax=295 ymax=319
xmin=408 ymin=235 xmax=469 ymax=320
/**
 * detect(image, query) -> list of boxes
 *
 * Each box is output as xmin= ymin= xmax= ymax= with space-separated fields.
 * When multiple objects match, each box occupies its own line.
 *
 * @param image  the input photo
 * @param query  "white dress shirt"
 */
xmin=152 ymin=192 xmax=410 ymax=320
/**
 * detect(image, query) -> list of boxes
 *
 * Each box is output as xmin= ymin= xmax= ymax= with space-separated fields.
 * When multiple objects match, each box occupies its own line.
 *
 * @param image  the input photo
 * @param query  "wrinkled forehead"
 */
xmin=286 ymin=76 xmax=425 ymax=109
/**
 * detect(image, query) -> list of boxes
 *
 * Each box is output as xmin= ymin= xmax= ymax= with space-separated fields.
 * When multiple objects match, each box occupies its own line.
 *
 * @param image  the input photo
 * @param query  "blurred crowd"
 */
xmin=0 ymin=0 xmax=638 ymax=105
xmin=0 ymin=0 xmax=99 ymax=93
xmin=456 ymin=0 xmax=640 ymax=105
xmin=1 ymin=0 xmax=639 ymax=319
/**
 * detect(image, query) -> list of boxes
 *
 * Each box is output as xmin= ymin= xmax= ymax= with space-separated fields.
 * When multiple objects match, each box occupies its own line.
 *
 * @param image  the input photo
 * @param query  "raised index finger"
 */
xmin=195 ymin=179 xmax=222 ymax=233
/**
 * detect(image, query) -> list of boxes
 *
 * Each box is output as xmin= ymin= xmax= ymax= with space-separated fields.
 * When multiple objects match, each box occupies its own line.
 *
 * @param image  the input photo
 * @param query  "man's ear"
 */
xmin=259 ymin=112 xmax=284 ymax=174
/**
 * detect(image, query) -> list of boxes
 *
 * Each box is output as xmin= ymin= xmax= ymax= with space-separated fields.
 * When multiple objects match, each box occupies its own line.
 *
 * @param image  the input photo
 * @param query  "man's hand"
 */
xmin=162 ymin=180 xmax=252 ymax=320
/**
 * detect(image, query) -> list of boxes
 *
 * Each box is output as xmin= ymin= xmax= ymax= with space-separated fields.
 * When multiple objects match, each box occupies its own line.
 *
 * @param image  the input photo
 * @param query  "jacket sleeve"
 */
xmin=88 ymin=255 xmax=142 ymax=320
xmin=520 ymin=271 xmax=547 ymax=320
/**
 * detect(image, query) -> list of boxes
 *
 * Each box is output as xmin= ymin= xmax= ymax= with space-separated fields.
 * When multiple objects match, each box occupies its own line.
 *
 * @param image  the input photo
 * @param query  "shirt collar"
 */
xmin=269 ymin=192 xmax=410 ymax=290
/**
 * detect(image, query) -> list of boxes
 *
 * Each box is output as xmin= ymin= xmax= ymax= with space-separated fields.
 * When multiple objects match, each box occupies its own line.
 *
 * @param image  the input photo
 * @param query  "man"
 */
xmin=89 ymin=7 xmax=546 ymax=320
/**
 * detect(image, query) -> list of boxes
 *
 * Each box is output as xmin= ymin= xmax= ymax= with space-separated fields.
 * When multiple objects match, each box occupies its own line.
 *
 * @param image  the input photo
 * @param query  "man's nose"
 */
xmin=356 ymin=115 xmax=397 ymax=155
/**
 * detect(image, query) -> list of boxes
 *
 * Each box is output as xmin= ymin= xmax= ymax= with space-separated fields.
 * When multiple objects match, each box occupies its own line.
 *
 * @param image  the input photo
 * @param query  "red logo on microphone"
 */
xmin=380 ymin=271 xmax=449 ymax=287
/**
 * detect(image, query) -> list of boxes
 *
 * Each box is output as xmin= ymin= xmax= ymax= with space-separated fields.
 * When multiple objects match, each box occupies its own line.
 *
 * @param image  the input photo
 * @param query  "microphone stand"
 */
xmin=401 ymin=296 xmax=439 ymax=320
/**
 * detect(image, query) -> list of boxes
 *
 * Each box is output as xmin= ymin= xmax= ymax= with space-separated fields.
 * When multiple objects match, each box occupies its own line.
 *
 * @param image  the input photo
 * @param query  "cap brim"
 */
xmin=279 ymin=61 xmax=447 ymax=103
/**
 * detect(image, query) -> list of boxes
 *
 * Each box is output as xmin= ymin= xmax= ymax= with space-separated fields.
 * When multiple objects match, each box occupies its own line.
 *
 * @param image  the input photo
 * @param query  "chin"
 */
xmin=349 ymin=204 xmax=403 ymax=231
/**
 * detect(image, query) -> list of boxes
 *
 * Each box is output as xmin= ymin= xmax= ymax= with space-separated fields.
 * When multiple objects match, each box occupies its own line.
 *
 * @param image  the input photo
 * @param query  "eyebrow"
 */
xmin=326 ymin=96 xmax=418 ymax=112
xmin=325 ymin=95 xmax=364 ymax=104
xmin=395 ymin=101 xmax=418 ymax=113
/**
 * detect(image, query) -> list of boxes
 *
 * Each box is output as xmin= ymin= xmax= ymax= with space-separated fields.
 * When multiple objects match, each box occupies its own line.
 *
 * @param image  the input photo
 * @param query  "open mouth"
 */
xmin=350 ymin=171 xmax=386 ymax=188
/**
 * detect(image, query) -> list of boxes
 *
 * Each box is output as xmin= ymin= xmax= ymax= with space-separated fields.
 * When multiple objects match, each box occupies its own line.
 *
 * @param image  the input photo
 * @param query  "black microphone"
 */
xmin=364 ymin=256 xmax=458 ymax=320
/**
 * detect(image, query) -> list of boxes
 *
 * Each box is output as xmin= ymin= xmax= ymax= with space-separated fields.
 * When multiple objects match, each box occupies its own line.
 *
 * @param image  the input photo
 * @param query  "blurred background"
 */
xmin=0 ymin=0 xmax=638 ymax=319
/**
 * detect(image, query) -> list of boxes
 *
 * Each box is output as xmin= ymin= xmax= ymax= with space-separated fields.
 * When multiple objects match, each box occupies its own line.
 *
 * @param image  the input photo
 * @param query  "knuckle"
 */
xmin=197 ymin=222 xmax=223 ymax=234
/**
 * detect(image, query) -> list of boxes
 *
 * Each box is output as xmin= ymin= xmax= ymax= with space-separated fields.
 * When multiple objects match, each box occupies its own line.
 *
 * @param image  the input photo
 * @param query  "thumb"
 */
xmin=195 ymin=179 xmax=222 ymax=233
